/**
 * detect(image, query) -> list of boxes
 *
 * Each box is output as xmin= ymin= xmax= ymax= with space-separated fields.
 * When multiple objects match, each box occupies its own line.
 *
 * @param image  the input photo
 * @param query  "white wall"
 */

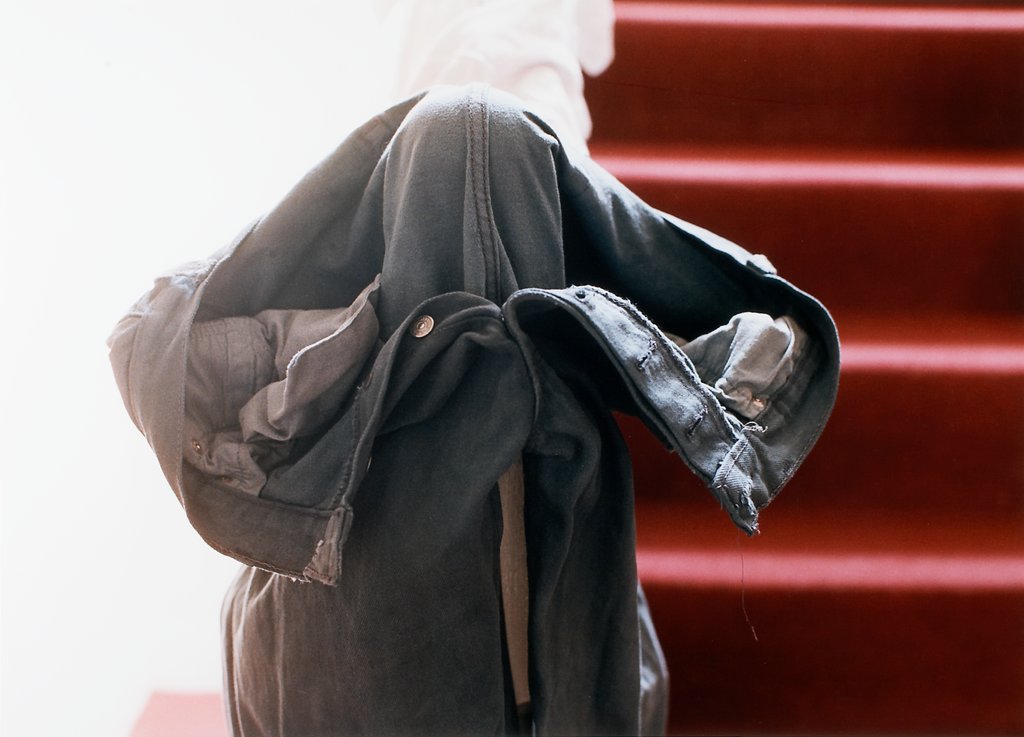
xmin=0 ymin=3 xmax=391 ymax=735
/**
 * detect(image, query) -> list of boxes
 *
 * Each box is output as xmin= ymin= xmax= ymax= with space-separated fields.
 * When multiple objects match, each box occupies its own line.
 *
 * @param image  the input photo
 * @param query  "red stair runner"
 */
xmin=594 ymin=1 xmax=1024 ymax=734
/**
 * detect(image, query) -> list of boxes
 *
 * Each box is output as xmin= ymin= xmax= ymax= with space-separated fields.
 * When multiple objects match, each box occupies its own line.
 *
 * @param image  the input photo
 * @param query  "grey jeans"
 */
xmin=217 ymin=85 xmax=670 ymax=737
xmin=108 ymin=84 xmax=838 ymax=736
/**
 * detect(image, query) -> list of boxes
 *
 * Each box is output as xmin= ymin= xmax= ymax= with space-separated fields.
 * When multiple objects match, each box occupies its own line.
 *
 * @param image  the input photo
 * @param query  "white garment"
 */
xmin=374 ymin=0 xmax=615 ymax=154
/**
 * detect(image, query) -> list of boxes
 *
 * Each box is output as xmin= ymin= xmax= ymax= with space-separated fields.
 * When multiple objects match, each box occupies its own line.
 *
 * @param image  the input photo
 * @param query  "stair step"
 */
xmin=621 ymin=315 xmax=1024 ymax=518
xmin=130 ymin=692 xmax=227 ymax=737
xmin=638 ymin=564 xmax=1024 ymax=734
xmin=587 ymin=2 xmax=1024 ymax=150
xmin=634 ymin=501 xmax=1024 ymax=734
xmin=591 ymin=144 xmax=1024 ymax=316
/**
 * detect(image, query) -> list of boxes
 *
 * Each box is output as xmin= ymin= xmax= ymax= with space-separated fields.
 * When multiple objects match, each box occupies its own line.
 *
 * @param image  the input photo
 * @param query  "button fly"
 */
xmin=410 ymin=315 xmax=434 ymax=338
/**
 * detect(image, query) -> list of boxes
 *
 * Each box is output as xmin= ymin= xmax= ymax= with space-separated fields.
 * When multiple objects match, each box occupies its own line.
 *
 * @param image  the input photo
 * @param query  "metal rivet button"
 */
xmin=191 ymin=440 xmax=203 ymax=454
xmin=574 ymin=288 xmax=587 ymax=300
xmin=410 ymin=315 xmax=434 ymax=338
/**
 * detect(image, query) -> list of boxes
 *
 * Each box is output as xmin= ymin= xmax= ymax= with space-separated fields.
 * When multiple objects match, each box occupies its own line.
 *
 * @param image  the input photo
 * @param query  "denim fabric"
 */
xmin=108 ymin=84 xmax=840 ymax=736
xmin=676 ymin=312 xmax=806 ymax=421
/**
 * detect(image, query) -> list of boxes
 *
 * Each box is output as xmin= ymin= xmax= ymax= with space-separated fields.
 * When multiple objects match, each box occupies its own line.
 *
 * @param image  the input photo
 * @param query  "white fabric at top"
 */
xmin=373 ymin=0 xmax=615 ymax=154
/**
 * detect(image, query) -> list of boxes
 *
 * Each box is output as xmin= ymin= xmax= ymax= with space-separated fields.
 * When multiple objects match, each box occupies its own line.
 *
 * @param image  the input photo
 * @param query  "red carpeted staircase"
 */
xmin=587 ymin=2 xmax=1024 ymax=735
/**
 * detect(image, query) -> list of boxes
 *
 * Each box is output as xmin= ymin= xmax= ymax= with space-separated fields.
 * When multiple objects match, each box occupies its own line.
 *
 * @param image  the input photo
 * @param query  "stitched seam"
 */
xmin=119 ymin=314 xmax=143 ymax=433
xmin=176 ymin=219 xmax=261 ymax=490
xmin=715 ymin=436 xmax=749 ymax=490
xmin=596 ymin=289 xmax=738 ymax=441
xmin=469 ymin=87 xmax=500 ymax=300
xmin=768 ymin=335 xmax=827 ymax=498
xmin=327 ymin=406 xmax=359 ymax=510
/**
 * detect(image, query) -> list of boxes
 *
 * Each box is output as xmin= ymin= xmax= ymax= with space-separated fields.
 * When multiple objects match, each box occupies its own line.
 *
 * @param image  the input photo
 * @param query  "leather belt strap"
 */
xmin=498 ymin=459 xmax=531 ymax=721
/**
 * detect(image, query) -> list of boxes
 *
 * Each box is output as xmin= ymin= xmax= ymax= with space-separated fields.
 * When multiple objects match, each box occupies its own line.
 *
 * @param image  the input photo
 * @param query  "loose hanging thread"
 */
xmin=737 ymin=532 xmax=759 ymax=642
